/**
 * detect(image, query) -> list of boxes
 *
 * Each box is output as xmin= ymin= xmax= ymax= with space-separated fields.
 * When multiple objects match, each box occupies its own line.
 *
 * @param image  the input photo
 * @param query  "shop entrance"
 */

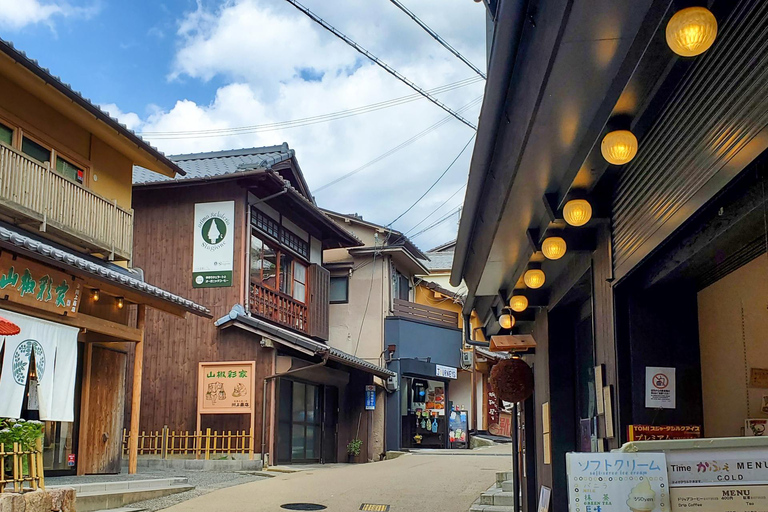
xmin=401 ymin=377 xmax=448 ymax=448
xmin=277 ymin=379 xmax=338 ymax=464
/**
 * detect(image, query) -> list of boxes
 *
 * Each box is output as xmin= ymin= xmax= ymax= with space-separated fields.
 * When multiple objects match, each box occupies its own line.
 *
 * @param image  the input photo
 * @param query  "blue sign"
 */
xmin=365 ymin=385 xmax=376 ymax=410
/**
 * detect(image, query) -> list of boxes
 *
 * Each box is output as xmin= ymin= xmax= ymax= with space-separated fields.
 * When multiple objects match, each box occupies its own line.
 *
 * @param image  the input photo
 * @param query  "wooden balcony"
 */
xmin=0 ymin=144 xmax=133 ymax=260
xmin=392 ymin=299 xmax=459 ymax=329
xmin=249 ymin=264 xmax=330 ymax=340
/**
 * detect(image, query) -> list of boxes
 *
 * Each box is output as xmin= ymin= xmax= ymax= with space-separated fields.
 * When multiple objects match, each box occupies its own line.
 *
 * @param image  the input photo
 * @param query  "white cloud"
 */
xmin=0 ymin=0 xmax=98 ymax=30
xmin=100 ymin=103 xmax=143 ymax=132
xmin=130 ymin=0 xmax=486 ymax=249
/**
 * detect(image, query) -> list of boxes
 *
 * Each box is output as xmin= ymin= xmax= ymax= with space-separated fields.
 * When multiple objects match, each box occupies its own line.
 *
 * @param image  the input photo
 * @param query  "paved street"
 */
xmin=162 ymin=444 xmax=513 ymax=512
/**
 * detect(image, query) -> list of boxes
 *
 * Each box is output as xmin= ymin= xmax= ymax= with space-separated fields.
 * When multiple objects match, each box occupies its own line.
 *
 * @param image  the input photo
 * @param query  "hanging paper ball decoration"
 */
xmin=490 ymin=358 xmax=534 ymax=403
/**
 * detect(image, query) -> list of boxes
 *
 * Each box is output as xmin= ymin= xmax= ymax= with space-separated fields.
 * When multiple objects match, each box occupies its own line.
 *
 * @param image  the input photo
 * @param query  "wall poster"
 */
xmin=646 ymin=367 xmax=676 ymax=409
xmin=193 ymin=201 xmax=235 ymax=288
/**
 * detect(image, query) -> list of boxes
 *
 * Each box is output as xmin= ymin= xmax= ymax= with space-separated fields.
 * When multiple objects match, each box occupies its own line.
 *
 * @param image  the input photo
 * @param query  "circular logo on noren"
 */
xmin=201 ymin=217 xmax=227 ymax=245
xmin=12 ymin=340 xmax=45 ymax=385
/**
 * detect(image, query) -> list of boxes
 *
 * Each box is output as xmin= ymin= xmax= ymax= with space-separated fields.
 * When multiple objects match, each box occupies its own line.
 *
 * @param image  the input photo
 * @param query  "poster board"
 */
xmin=449 ymin=409 xmax=468 ymax=448
xmin=197 ymin=361 xmax=256 ymax=459
xmin=646 ymin=367 xmax=676 ymax=409
xmin=628 ymin=425 xmax=701 ymax=441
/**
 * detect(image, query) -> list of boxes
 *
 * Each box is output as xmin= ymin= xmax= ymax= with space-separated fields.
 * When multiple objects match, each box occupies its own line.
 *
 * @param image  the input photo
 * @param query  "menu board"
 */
xmin=567 ymin=452 xmax=670 ymax=512
xmin=449 ymin=409 xmax=468 ymax=447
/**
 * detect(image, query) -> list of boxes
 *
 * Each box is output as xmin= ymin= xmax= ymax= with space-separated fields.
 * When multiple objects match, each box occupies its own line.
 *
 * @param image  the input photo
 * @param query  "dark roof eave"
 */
xmin=0 ymin=40 xmax=186 ymax=178
xmin=451 ymin=0 xmax=527 ymax=288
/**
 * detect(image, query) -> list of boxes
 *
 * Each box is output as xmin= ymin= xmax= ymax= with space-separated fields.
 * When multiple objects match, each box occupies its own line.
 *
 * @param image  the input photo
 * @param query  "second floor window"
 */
xmin=21 ymin=136 xmax=51 ymax=164
xmin=0 ymin=122 xmax=12 ymax=146
xmin=251 ymin=232 xmax=308 ymax=303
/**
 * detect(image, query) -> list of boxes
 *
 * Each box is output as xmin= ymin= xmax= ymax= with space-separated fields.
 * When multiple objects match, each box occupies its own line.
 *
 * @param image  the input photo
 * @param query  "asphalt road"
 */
xmin=161 ymin=445 xmax=513 ymax=512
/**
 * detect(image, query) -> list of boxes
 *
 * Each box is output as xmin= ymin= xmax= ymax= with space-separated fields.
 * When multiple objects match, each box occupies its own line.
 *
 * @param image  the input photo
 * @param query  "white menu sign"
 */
xmin=567 ymin=452 xmax=670 ymax=512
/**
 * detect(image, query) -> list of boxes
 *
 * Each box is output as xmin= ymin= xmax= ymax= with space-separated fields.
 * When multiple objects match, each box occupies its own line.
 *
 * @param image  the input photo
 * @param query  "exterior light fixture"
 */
xmin=91 ymin=289 xmax=100 ymax=301
xmin=116 ymin=297 xmax=124 ymax=309
xmin=499 ymin=313 xmax=515 ymax=330
xmin=666 ymin=7 xmax=717 ymax=57
xmin=563 ymin=199 xmax=592 ymax=227
xmin=541 ymin=236 xmax=567 ymax=260
xmin=601 ymin=130 xmax=638 ymax=165
xmin=524 ymin=269 xmax=546 ymax=289
xmin=509 ymin=295 xmax=528 ymax=312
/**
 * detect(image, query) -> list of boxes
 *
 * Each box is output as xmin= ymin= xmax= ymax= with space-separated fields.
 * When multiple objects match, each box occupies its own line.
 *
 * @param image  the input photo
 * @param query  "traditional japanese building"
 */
xmin=130 ymin=145 xmax=394 ymax=465
xmin=0 ymin=39 xmax=208 ymax=476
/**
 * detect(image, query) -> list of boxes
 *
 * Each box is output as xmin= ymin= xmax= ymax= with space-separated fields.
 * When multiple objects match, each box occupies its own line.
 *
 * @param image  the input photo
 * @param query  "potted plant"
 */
xmin=346 ymin=438 xmax=362 ymax=463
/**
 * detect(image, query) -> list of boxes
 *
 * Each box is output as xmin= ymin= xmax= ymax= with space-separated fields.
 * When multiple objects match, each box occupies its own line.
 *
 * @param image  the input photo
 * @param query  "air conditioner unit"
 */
xmin=385 ymin=375 xmax=399 ymax=392
xmin=461 ymin=350 xmax=473 ymax=367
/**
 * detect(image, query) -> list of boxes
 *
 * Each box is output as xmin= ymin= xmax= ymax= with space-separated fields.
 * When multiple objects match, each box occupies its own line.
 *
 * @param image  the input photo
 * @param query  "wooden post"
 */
xmin=36 ymin=437 xmax=44 ymax=490
xmin=77 ymin=343 xmax=93 ymax=476
xmin=470 ymin=350 xmax=477 ymax=432
xmin=205 ymin=428 xmax=211 ymax=460
xmin=128 ymin=304 xmax=146 ymax=474
xmin=12 ymin=442 xmax=20 ymax=493
xmin=162 ymin=426 xmax=169 ymax=460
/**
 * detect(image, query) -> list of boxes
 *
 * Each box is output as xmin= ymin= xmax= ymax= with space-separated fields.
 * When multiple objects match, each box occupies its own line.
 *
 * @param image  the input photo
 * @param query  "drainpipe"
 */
xmin=261 ymin=351 xmax=330 ymax=465
xmin=463 ymin=313 xmax=490 ymax=347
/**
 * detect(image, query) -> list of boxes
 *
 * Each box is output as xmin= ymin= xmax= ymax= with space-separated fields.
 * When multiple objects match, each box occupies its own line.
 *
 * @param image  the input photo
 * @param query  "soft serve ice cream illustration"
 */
xmin=626 ymin=480 xmax=656 ymax=512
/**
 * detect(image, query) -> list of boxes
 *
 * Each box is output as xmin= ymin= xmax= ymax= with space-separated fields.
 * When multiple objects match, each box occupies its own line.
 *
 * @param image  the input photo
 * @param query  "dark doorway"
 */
xmin=277 ymin=379 xmax=338 ymax=464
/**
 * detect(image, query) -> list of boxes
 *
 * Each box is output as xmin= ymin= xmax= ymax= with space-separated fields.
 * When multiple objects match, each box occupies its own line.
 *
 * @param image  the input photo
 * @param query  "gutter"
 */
xmin=463 ymin=313 xmax=490 ymax=348
xmin=451 ymin=0 xmax=528 ymax=287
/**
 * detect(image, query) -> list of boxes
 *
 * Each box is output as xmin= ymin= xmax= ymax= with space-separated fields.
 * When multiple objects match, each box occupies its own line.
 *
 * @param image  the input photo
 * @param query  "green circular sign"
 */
xmin=201 ymin=217 xmax=227 ymax=245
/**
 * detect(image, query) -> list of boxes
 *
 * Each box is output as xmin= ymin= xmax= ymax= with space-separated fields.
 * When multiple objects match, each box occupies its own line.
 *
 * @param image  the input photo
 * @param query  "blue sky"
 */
xmin=1 ymin=0 xmax=487 ymax=251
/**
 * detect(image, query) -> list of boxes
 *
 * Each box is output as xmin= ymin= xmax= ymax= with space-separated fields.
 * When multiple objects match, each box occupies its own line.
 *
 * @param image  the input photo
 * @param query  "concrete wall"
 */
xmin=698 ymin=255 xmax=768 ymax=437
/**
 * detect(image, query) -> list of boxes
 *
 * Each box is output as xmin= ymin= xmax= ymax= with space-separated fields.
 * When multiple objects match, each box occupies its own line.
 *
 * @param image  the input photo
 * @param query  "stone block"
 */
xmin=496 ymin=471 xmax=514 ymax=487
xmin=501 ymin=480 xmax=515 ymax=493
xmin=60 ymin=488 xmax=76 ymax=512
xmin=47 ymin=489 xmax=65 ymax=512
xmin=24 ymin=489 xmax=51 ymax=512
xmin=0 ymin=492 xmax=25 ymax=512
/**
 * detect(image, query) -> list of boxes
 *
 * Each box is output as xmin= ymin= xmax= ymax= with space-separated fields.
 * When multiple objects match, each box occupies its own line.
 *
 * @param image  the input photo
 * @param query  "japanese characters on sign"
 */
xmin=646 ymin=367 xmax=676 ymax=409
xmin=193 ymin=201 xmax=235 ymax=288
xmin=197 ymin=361 xmax=255 ymax=414
xmin=566 ymin=452 xmax=670 ymax=512
xmin=665 ymin=448 xmax=768 ymax=486
xmin=0 ymin=253 xmax=80 ymax=316
xmin=365 ymin=385 xmax=376 ymax=411
xmin=628 ymin=425 xmax=702 ymax=442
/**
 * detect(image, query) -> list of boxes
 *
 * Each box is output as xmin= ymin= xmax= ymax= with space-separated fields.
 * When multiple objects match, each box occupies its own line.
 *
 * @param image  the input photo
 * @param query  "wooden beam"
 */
xmin=0 ymin=299 xmax=143 ymax=342
xmin=76 ymin=275 xmax=191 ymax=318
xmin=128 ymin=304 xmax=146 ymax=474
xmin=76 ymin=343 xmax=93 ymax=476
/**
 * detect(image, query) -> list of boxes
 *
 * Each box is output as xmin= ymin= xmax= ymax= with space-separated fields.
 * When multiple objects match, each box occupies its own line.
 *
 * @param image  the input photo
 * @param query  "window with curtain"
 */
xmin=293 ymin=262 xmax=307 ymax=303
xmin=280 ymin=253 xmax=294 ymax=296
xmin=55 ymin=156 xmax=84 ymax=184
xmin=251 ymin=234 xmax=278 ymax=290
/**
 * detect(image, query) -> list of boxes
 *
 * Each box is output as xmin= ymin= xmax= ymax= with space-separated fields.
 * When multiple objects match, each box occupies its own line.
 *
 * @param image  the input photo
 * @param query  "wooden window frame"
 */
xmin=251 ymin=230 xmax=309 ymax=304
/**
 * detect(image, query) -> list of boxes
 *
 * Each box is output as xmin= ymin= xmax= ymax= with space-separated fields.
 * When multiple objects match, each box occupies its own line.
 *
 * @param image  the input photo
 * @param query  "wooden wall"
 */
xmin=125 ymin=182 xmax=275 ymax=440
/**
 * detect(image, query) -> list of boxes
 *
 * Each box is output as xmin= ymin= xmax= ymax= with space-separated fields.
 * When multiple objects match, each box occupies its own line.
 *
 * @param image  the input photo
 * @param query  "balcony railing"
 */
xmin=0 ymin=144 xmax=133 ymax=260
xmin=250 ymin=280 xmax=309 ymax=335
xmin=392 ymin=298 xmax=459 ymax=329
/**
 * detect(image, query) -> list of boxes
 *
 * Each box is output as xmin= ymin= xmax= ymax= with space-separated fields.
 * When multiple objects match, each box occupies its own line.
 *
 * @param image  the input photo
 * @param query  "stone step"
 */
xmin=495 ymin=471 xmax=513 ymax=487
xmin=501 ymin=480 xmax=514 ymax=493
xmin=90 ymin=508 xmax=147 ymax=512
xmin=49 ymin=478 xmax=193 ymax=512
xmin=469 ymin=505 xmax=516 ymax=512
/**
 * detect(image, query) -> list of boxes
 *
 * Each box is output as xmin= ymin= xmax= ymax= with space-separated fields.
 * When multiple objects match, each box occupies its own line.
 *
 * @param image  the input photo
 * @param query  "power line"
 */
xmin=314 ymin=95 xmax=482 ymax=193
xmin=402 ymin=183 xmax=466 ymax=236
xmin=388 ymin=133 xmax=475 ymax=227
xmin=389 ymin=0 xmax=486 ymax=79
xmin=282 ymin=0 xmax=477 ymax=130
xmin=409 ymin=205 xmax=462 ymax=239
xmin=139 ymin=76 xmax=483 ymax=139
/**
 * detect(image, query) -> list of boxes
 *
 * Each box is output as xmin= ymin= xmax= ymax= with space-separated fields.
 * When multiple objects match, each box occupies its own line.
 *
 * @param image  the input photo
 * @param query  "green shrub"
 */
xmin=346 ymin=438 xmax=363 ymax=456
xmin=0 ymin=418 xmax=44 ymax=450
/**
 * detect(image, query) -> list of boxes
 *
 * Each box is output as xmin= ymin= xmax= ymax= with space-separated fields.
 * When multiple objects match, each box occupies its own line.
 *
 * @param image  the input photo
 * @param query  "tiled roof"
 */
xmin=0 ymin=39 xmax=185 ymax=177
xmin=216 ymin=305 xmax=395 ymax=378
xmin=0 ymin=225 xmax=210 ymax=317
xmin=133 ymin=145 xmax=293 ymax=185
xmin=421 ymin=251 xmax=454 ymax=271
xmin=428 ymin=239 xmax=457 ymax=252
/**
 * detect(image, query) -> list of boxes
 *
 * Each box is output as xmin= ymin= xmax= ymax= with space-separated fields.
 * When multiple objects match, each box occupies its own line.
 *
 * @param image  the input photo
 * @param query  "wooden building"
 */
xmin=453 ymin=1 xmax=768 ymax=511
xmin=130 ymin=146 xmax=395 ymax=465
xmin=0 ymin=39 xmax=209 ymax=476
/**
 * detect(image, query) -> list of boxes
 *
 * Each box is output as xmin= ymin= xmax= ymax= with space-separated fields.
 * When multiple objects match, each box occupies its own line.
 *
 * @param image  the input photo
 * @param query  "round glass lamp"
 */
xmin=563 ymin=199 xmax=592 ymax=227
xmin=542 ymin=236 xmax=567 ymax=260
xmin=509 ymin=295 xmax=528 ymax=312
xmin=666 ymin=7 xmax=717 ymax=57
xmin=524 ymin=269 xmax=546 ymax=289
xmin=601 ymin=130 xmax=638 ymax=165
xmin=499 ymin=313 xmax=515 ymax=330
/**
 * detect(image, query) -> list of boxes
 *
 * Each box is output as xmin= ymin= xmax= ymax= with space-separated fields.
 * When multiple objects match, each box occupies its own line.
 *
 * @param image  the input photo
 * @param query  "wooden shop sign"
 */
xmin=0 ymin=252 xmax=80 ymax=316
